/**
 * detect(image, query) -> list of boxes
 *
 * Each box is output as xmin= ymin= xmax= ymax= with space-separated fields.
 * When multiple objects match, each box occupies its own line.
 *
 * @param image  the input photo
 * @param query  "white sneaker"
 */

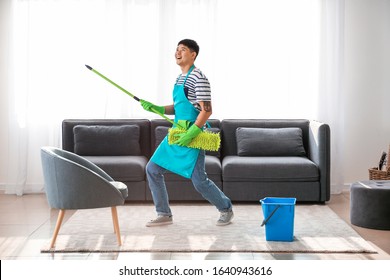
xmin=146 ymin=215 xmax=173 ymax=227
xmin=216 ymin=210 xmax=234 ymax=226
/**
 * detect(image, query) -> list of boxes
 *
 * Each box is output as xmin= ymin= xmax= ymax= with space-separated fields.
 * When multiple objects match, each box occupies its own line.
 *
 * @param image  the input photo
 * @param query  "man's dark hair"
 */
xmin=178 ymin=39 xmax=199 ymax=59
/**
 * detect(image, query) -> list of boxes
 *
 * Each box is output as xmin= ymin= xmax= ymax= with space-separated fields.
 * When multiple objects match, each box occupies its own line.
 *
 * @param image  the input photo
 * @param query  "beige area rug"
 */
xmin=41 ymin=204 xmax=377 ymax=254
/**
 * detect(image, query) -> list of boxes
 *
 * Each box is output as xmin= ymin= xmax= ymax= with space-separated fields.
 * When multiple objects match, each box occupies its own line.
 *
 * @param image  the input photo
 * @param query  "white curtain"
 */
xmin=318 ymin=0 xmax=345 ymax=194
xmin=3 ymin=0 xmax=345 ymax=194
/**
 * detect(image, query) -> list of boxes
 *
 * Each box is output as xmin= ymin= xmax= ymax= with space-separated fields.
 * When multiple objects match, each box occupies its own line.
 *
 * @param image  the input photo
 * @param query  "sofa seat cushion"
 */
xmin=205 ymin=155 xmax=222 ymax=175
xmin=222 ymin=156 xmax=318 ymax=182
xmin=84 ymin=156 xmax=147 ymax=182
xmin=163 ymin=155 xmax=222 ymax=182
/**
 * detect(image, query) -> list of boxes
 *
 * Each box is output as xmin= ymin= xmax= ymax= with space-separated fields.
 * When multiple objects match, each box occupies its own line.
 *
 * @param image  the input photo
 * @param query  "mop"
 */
xmin=85 ymin=65 xmax=220 ymax=151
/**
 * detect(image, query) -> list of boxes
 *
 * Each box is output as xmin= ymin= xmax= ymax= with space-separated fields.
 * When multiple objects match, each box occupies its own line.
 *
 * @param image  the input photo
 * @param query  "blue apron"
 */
xmin=150 ymin=65 xmax=200 ymax=179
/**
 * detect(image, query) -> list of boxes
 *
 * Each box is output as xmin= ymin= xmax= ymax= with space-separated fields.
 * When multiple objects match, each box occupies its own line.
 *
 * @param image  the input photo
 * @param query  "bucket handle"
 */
xmin=261 ymin=205 xmax=280 ymax=227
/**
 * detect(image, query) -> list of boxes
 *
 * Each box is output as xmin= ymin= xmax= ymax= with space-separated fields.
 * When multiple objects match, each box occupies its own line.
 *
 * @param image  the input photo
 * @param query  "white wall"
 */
xmin=343 ymin=0 xmax=390 ymax=185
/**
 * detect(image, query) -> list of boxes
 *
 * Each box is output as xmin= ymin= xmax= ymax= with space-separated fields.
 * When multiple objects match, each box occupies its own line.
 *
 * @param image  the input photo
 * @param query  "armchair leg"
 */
xmin=111 ymin=206 xmax=122 ymax=246
xmin=50 ymin=209 xmax=65 ymax=249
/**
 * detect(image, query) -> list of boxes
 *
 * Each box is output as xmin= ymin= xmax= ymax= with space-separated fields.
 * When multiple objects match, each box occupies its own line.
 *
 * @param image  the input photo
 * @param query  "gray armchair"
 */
xmin=40 ymin=147 xmax=128 ymax=248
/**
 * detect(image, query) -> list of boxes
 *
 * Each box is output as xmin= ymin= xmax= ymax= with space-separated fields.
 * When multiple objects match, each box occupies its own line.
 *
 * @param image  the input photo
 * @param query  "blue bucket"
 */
xmin=260 ymin=197 xmax=296 ymax=242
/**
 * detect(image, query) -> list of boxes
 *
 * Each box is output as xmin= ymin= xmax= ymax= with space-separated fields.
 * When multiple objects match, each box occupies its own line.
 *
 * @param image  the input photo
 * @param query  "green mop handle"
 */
xmin=85 ymin=65 xmax=184 ymax=129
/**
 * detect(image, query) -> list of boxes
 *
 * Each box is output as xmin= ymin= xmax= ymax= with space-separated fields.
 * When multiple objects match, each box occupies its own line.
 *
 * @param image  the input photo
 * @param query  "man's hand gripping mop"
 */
xmin=85 ymin=65 xmax=220 ymax=151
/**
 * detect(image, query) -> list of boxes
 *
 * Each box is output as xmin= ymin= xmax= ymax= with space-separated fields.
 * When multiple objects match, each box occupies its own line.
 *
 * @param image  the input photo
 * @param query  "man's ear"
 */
xmin=191 ymin=51 xmax=197 ymax=60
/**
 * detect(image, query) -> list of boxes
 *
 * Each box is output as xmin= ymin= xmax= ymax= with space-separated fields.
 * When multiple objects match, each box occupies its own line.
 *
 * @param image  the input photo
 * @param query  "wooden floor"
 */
xmin=0 ymin=190 xmax=389 ymax=260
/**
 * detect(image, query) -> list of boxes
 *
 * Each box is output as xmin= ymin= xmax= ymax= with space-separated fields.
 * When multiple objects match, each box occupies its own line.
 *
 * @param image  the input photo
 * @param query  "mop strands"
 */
xmin=168 ymin=128 xmax=220 ymax=151
xmin=167 ymin=121 xmax=221 ymax=152
xmin=85 ymin=65 xmax=221 ymax=151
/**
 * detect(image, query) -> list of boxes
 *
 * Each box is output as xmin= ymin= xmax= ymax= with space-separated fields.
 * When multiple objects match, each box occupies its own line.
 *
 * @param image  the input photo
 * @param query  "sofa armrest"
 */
xmin=308 ymin=120 xmax=331 ymax=201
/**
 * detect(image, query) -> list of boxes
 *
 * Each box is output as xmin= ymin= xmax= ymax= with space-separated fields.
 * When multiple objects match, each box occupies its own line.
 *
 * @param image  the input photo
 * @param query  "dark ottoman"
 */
xmin=350 ymin=181 xmax=390 ymax=230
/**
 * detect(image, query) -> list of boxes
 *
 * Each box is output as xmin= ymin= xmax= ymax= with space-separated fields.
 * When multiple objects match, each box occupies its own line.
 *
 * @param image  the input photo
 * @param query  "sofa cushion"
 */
xmin=83 ymin=155 xmax=147 ymax=182
xmin=236 ymin=127 xmax=306 ymax=156
xmin=222 ymin=156 xmax=318 ymax=182
xmin=155 ymin=126 xmax=169 ymax=149
xmin=73 ymin=125 xmax=141 ymax=156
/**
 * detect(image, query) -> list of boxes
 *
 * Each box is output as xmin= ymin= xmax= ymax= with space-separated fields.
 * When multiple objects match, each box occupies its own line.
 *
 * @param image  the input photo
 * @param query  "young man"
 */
xmin=140 ymin=39 xmax=233 ymax=227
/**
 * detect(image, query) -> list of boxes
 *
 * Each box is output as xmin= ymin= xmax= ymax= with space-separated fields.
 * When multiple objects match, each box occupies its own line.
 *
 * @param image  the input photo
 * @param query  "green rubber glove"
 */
xmin=174 ymin=124 xmax=202 ymax=147
xmin=140 ymin=99 xmax=165 ymax=115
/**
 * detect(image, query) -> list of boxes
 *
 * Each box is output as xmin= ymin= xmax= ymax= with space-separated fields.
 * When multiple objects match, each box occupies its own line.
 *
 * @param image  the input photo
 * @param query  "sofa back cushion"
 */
xmin=236 ymin=127 xmax=306 ymax=156
xmin=73 ymin=125 xmax=141 ymax=156
xmin=155 ymin=126 xmax=169 ymax=149
xmin=221 ymin=119 xmax=310 ymax=156
xmin=62 ymin=119 xmax=151 ymax=157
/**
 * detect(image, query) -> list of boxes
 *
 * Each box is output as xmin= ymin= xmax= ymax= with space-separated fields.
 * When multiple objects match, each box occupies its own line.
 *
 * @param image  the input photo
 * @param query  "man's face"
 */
xmin=175 ymin=44 xmax=196 ymax=67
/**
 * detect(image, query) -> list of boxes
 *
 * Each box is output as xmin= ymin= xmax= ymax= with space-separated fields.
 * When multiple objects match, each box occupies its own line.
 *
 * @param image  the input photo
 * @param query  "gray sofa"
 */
xmin=62 ymin=118 xmax=330 ymax=203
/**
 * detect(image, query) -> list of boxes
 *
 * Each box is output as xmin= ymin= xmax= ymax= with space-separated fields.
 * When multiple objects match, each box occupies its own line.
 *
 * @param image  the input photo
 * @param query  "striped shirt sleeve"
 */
xmin=175 ymin=68 xmax=211 ymax=110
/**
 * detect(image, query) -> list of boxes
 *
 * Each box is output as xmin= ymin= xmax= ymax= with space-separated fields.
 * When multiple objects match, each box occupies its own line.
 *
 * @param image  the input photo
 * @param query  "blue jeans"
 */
xmin=146 ymin=150 xmax=232 ymax=216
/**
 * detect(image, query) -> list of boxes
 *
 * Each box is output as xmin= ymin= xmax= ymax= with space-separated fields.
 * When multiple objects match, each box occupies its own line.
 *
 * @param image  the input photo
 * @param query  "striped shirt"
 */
xmin=175 ymin=68 xmax=211 ymax=111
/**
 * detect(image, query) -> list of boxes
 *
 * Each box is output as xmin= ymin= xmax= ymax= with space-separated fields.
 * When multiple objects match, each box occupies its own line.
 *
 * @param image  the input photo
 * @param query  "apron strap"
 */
xmin=183 ymin=65 xmax=195 ymax=84
xmin=176 ymin=65 xmax=195 ymax=85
